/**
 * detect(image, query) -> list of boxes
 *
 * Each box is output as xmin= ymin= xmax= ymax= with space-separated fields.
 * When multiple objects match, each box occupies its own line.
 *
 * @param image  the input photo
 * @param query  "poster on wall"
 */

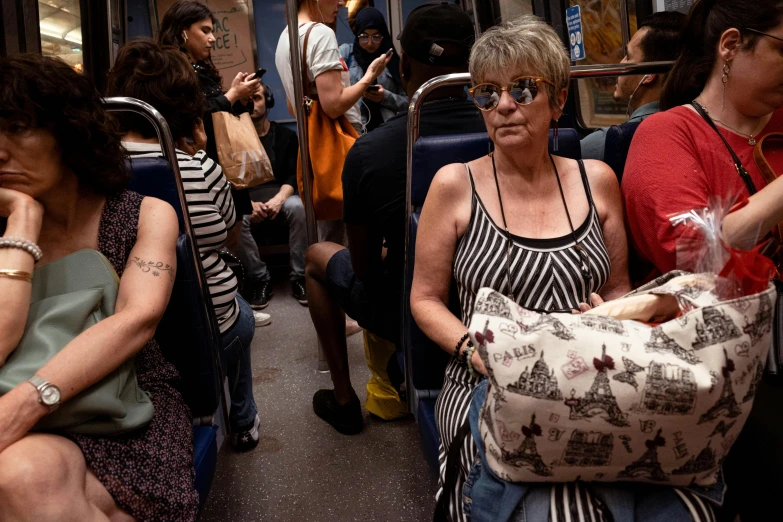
xmin=154 ymin=0 xmax=256 ymax=88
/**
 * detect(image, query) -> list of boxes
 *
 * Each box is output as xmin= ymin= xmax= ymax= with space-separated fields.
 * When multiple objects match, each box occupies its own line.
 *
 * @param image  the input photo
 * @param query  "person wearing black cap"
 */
xmin=303 ymin=2 xmax=484 ymax=436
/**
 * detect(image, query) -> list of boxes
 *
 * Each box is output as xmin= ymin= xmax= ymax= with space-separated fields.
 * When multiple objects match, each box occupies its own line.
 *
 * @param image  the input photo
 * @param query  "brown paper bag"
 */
xmin=211 ymin=111 xmax=274 ymax=189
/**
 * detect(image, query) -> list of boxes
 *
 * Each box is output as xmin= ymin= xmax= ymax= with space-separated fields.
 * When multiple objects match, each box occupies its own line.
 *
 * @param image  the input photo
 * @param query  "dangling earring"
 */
xmin=182 ymin=31 xmax=189 ymax=43
xmin=721 ymin=61 xmax=730 ymax=110
xmin=553 ymin=119 xmax=559 ymax=152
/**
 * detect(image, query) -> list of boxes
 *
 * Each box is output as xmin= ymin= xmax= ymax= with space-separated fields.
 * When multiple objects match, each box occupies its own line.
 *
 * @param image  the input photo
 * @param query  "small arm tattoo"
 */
xmin=127 ymin=257 xmax=175 ymax=280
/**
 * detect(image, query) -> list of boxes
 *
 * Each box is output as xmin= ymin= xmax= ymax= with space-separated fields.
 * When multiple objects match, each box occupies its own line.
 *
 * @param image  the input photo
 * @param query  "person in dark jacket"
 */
xmin=235 ymin=82 xmax=308 ymax=309
xmin=158 ymin=0 xmax=260 ymax=217
xmin=339 ymin=7 xmax=407 ymax=133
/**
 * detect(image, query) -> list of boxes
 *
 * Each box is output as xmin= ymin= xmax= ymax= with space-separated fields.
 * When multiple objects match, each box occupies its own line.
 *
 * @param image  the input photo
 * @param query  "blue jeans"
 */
xmin=236 ymin=195 xmax=307 ymax=282
xmin=463 ymin=381 xmax=719 ymax=522
xmin=219 ymin=295 xmax=258 ymax=431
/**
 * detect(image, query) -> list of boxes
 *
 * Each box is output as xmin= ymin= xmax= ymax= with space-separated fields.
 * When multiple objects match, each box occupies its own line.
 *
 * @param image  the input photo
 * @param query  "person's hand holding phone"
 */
xmin=363 ymin=48 xmax=393 ymax=85
xmin=363 ymin=84 xmax=385 ymax=103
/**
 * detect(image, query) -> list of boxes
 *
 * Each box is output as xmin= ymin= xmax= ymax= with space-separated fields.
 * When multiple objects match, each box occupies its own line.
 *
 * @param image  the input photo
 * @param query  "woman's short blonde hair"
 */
xmin=469 ymin=15 xmax=570 ymax=113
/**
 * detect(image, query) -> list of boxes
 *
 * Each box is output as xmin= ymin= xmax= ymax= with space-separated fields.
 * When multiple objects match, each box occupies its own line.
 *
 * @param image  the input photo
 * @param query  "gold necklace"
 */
xmin=693 ymin=99 xmax=766 ymax=145
xmin=711 ymin=117 xmax=766 ymax=146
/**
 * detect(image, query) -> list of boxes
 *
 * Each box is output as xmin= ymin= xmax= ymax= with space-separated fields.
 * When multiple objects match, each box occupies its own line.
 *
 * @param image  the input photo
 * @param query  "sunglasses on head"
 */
xmin=469 ymin=76 xmax=554 ymax=111
xmin=359 ymin=34 xmax=384 ymax=44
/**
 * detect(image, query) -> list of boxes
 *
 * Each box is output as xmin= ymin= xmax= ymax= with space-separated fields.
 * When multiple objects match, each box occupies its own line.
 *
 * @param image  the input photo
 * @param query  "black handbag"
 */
xmin=691 ymin=102 xmax=782 ymax=379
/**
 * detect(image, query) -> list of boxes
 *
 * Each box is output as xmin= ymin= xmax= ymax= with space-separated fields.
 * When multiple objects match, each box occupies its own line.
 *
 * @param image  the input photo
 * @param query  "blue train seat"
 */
xmin=603 ymin=120 xmax=642 ymax=183
xmin=405 ymin=129 xmax=582 ymax=471
xmin=126 ymin=156 xmax=221 ymax=506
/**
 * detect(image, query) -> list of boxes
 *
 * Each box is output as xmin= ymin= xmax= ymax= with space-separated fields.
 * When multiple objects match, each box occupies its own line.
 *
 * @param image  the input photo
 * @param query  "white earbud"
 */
xmin=626 ymin=74 xmax=650 ymax=119
xmin=182 ymin=31 xmax=188 ymax=43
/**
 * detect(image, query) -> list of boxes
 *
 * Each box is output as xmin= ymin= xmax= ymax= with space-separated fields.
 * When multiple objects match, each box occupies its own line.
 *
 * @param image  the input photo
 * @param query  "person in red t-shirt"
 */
xmin=623 ymin=0 xmax=783 ymax=283
xmin=623 ymin=3 xmax=783 ymax=521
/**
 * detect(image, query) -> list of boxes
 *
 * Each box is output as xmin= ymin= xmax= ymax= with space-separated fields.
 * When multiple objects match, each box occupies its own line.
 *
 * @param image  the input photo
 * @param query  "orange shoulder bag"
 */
xmin=295 ymin=23 xmax=359 ymax=221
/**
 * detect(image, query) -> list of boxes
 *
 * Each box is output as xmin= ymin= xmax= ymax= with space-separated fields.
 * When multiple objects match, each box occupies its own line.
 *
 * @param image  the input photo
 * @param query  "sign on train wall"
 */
xmin=155 ymin=0 xmax=256 ymax=88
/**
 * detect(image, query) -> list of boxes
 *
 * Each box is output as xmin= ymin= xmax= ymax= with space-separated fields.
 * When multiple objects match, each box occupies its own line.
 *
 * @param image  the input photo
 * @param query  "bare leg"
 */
xmin=305 ymin=242 xmax=355 ymax=404
xmin=0 ymin=433 xmax=133 ymax=522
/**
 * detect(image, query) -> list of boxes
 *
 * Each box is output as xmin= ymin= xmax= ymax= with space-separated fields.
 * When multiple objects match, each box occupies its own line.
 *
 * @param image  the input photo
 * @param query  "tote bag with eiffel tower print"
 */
xmin=470 ymin=272 xmax=776 ymax=486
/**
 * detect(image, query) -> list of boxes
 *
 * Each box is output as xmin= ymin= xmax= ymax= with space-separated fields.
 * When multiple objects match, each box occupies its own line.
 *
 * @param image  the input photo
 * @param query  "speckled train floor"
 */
xmin=198 ymin=276 xmax=438 ymax=521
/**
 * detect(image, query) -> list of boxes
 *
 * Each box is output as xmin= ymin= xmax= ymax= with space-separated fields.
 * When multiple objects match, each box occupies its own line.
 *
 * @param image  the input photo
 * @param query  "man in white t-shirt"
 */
xmin=274 ymin=0 xmax=389 ymax=244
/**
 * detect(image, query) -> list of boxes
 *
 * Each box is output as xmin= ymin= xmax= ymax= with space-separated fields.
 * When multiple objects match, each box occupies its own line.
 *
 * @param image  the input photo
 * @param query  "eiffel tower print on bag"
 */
xmin=470 ymin=271 xmax=776 ymax=486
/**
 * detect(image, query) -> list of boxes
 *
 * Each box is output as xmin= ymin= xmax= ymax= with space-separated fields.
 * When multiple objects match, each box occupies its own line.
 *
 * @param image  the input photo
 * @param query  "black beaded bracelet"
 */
xmin=455 ymin=332 xmax=470 ymax=363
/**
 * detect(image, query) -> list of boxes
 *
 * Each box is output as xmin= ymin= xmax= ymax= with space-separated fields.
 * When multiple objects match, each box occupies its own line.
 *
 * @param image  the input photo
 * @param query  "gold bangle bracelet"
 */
xmin=0 ymin=269 xmax=33 ymax=282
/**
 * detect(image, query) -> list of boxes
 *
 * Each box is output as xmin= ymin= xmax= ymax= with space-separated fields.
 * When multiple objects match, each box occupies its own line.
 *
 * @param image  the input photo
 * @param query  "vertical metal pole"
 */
xmin=469 ymin=0 xmax=481 ymax=38
xmin=285 ymin=0 xmax=328 ymax=372
xmin=619 ymin=0 xmax=631 ymax=48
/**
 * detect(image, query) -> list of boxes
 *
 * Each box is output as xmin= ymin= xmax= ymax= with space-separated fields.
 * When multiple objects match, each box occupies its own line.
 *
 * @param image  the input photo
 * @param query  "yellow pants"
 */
xmin=362 ymin=330 xmax=408 ymax=420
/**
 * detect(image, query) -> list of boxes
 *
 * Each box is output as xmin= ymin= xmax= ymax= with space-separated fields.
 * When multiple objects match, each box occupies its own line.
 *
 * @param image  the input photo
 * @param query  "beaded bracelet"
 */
xmin=0 ymin=237 xmax=43 ymax=262
xmin=464 ymin=341 xmax=479 ymax=378
xmin=455 ymin=332 xmax=470 ymax=363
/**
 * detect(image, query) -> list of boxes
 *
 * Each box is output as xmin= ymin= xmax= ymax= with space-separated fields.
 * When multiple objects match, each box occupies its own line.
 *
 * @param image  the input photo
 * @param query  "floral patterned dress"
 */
xmin=69 ymin=190 xmax=199 ymax=521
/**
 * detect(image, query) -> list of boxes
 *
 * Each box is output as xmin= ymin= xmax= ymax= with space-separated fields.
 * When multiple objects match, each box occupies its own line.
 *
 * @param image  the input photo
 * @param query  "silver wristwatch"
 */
xmin=27 ymin=375 xmax=61 ymax=412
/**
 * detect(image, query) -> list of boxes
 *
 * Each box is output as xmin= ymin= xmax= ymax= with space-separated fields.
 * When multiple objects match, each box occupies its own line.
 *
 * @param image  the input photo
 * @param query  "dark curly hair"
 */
xmin=0 ymin=54 xmax=128 ymax=195
xmin=158 ymin=0 xmax=222 ymax=87
xmin=106 ymin=39 xmax=206 ymax=141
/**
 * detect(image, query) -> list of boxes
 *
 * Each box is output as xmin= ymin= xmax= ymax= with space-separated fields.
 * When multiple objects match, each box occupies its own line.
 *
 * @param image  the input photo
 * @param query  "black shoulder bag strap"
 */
xmin=433 ymin=419 xmax=472 ymax=522
xmin=690 ymin=101 xmax=758 ymax=195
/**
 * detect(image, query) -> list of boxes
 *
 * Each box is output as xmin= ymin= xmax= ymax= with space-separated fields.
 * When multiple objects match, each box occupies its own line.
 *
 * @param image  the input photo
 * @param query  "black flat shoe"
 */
xmin=312 ymin=389 xmax=363 ymax=435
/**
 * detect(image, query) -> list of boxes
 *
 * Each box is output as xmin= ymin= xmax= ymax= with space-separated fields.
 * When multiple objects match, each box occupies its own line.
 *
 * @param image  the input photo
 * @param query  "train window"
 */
xmin=497 ymin=0 xmax=534 ymax=20
xmin=37 ymin=0 xmax=83 ymax=71
xmin=570 ymin=0 xmax=633 ymax=130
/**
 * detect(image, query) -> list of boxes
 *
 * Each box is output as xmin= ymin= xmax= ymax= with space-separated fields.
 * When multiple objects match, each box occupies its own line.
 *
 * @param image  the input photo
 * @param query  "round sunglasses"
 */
xmin=469 ymin=76 xmax=554 ymax=111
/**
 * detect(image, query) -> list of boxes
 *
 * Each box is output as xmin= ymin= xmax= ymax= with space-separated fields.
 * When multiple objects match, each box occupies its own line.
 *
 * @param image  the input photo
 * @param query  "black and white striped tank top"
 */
xmin=454 ymin=159 xmax=610 ymax=325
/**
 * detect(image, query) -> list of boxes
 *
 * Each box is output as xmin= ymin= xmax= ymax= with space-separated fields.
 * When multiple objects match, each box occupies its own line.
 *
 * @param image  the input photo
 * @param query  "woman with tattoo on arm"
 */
xmin=0 ymin=55 xmax=197 ymax=521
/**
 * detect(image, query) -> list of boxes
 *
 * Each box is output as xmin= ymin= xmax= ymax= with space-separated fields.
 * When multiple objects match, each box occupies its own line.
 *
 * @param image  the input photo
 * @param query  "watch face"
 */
xmin=41 ymin=385 xmax=61 ymax=406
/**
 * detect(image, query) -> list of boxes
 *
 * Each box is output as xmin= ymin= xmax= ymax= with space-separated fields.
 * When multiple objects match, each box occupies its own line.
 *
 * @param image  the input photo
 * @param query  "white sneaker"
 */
xmin=254 ymin=311 xmax=272 ymax=327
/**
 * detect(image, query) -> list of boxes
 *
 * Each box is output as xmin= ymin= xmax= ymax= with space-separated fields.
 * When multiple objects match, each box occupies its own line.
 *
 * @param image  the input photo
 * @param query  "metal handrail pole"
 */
xmin=570 ymin=60 xmax=674 ymax=78
xmin=469 ymin=0 xmax=481 ymax=38
xmin=103 ymin=96 xmax=231 ymax=433
xmin=402 ymin=73 xmax=471 ymax=414
xmin=285 ymin=0 xmax=328 ymax=372
xmin=401 ymin=59 xmax=676 ymax=413
xmin=619 ymin=0 xmax=631 ymax=50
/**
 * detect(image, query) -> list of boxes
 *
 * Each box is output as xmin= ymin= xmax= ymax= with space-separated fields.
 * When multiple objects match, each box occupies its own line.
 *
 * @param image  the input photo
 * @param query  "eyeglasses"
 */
xmin=745 ymin=27 xmax=783 ymax=43
xmin=358 ymin=34 xmax=384 ymax=44
xmin=469 ymin=77 xmax=554 ymax=111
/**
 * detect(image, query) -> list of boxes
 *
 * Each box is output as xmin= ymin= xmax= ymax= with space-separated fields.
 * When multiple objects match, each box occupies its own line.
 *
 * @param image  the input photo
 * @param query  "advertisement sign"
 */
xmin=566 ymin=6 xmax=586 ymax=62
xmin=155 ymin=0 xmax=256 ymax=87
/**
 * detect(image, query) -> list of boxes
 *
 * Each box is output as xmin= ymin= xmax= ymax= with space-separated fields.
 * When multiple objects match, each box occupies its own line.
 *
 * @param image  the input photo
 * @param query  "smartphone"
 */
xmin=385 ymin=48 xmax=394 ymax=58
xmin=253 ymin=68 xmax=266 ymax=80
xmin=366 ymin=85 xmax=381 ymax=92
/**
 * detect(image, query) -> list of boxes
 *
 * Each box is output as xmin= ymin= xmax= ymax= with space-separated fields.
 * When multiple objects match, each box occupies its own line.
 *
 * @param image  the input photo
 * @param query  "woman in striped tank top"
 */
xmin=107 ymin=40 xmax=265 ymax=452
xmin=411 ymin=17 xmax=716 ymax=522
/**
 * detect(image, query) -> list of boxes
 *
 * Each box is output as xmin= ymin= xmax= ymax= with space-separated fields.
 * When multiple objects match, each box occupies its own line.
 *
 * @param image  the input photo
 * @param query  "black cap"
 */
xmin=398 ymin=2 xmax=475 ymax=67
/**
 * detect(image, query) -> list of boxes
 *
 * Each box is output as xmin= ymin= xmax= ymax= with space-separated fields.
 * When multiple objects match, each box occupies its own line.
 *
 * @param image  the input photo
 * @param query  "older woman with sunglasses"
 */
xmin=411 ymin=16 xmax=632 ymax=522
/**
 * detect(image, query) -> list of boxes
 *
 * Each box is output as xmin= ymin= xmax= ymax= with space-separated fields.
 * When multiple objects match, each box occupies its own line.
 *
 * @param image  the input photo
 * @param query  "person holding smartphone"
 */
xmin=339 ymin=7 xmax=407 ymax=133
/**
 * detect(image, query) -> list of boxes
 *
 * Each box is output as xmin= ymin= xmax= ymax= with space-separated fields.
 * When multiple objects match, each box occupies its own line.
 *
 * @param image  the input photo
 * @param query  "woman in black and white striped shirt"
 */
xmin=107 ymin=39 xmax=265 ymax=452
xmin=411 ymin=17 xmax=716 ymax=522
